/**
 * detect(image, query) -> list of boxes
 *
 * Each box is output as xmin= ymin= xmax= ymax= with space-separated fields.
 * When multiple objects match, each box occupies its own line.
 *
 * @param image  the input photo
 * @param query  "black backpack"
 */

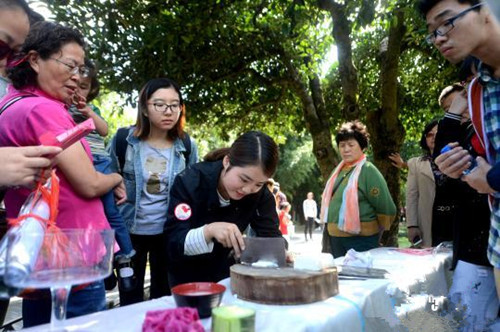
xmin=114 ymin=127 xmax=192 ymax=172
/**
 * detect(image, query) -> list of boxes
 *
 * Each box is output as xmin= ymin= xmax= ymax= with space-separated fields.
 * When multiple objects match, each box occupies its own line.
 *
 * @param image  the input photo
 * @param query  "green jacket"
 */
xmin=327 ymin=161 xmax=396 ymax=237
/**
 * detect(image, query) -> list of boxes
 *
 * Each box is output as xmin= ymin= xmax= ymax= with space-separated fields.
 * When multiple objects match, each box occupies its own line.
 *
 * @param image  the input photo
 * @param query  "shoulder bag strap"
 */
xmin=0 ymin=95 xmax=35 ymax=116
xmin=181 ymin=132 xmax=191 ymax=162
xmin=331 ymin=167 xmax=355 ymax=197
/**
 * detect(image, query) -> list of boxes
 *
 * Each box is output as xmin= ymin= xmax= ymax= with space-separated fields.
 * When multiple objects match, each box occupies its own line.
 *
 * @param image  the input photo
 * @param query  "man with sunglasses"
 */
xmin=419 ymin=0 xmax=500 ymax=328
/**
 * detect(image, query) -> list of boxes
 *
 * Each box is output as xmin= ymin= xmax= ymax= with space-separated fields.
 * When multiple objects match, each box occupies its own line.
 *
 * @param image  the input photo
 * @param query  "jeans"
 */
xmin=22 ymin=281 xmax=106 ymax=328
xmin=329 ymin=234 xmax=379 ymax=258
xmin=93 ymin=154 xmax=134 ymax=257
xmin=449 ymin=260 xmax=500 ymax=331
xmin=119 ymin=233 xmax=170 ymax=306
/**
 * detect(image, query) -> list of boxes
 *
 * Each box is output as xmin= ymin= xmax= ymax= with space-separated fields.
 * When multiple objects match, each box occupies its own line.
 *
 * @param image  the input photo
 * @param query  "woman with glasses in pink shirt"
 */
xmin=0 ymin=21 xmax=124 ymax=327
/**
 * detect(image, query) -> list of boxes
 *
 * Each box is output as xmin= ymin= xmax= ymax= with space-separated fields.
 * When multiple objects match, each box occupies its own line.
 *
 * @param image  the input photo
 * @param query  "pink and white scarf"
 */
xmin=320 ymin=154 xmax=366 ymax=234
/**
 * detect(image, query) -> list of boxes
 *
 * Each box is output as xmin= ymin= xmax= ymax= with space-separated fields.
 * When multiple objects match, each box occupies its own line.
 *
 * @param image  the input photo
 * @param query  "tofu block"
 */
xmin=294 ymin=253 xmax=335 ymax=271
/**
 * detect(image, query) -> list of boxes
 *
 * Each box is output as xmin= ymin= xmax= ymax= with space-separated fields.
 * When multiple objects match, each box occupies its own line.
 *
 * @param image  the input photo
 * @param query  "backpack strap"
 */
xmin=115 ymin=127 xmax=131 ymax=173
xmin=468 ymin=78 xmax=489 ymax=160
xmin=0 ymin=95 xmax=35 ymax=116
xmin=181 ymin=132 xmax=191 ymax=163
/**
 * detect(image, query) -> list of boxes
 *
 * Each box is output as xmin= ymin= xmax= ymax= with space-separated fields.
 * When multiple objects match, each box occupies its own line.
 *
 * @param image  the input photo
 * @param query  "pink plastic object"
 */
xmin=39 ymin=118 xmax=95 ymax=150
xmin=142 ymin=307 xmax=204 ymax=332
xmin=392 ymin=248 xmax=434 ymax=256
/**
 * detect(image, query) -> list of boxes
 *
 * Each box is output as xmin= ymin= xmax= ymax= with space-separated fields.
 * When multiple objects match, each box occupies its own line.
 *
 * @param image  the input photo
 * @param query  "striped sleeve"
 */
xmin=184 ymin=226 xmax=215 ymax=256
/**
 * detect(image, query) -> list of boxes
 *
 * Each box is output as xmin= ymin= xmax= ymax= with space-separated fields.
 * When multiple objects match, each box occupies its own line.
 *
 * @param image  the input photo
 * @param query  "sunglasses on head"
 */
xmin=0 ymin=39 xmax=14 ymax=61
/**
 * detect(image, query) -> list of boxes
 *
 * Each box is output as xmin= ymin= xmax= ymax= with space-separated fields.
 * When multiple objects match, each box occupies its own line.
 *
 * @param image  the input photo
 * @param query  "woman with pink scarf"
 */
xmin=320 ymin=121 xmax=396 ymax=258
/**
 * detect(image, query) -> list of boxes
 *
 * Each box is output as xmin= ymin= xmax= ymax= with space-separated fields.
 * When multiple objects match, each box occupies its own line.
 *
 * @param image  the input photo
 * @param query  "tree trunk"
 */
xmin=281 ymin=51 xmax=338 ymax=181
xmin=318 ymin=0 xmax=359 ymax=120
xmin=367 ymin=9 xmax=406 ymax=247
xmin=309 ymin=75 xmax=340 ymax=174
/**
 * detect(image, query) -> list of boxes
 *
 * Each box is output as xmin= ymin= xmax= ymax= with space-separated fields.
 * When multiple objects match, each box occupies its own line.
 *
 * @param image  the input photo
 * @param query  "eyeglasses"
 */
xmin=148 ymin=102 xmax=182 ymax=114
xmin=425 ymin=3 xmax=484 ymax=45
xmin=0 ymin=40 xmax=14 ymax=61
xmin=50 ymin=58 xmax=90 ymax=78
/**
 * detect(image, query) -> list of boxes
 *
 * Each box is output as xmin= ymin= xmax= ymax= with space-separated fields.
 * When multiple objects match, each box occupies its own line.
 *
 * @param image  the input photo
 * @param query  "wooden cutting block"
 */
xmin=230 ymin=264 xmax=339 ymax=305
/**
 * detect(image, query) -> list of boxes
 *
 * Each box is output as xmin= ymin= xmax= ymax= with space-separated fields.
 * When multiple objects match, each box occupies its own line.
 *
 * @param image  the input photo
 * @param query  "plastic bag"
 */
xmin=0 ymin=170 xmax=61 ymax=298
xmin=343 ymin=248 xmax=373 ymax=268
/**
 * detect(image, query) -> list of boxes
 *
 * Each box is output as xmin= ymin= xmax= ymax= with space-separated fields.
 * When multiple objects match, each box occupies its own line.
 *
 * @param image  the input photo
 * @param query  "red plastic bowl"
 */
xmin=171 ymin=282 xmax=226 ymax=318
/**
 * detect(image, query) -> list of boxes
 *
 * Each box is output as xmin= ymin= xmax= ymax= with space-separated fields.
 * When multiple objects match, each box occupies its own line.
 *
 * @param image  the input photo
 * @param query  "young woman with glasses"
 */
xmin=108 ymin=78 xmax=198 ymax=305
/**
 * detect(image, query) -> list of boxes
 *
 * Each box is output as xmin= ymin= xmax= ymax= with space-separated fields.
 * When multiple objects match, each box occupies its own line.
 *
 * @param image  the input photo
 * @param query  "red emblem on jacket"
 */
xmin=174 ymin=203 xmax=192 ymax=220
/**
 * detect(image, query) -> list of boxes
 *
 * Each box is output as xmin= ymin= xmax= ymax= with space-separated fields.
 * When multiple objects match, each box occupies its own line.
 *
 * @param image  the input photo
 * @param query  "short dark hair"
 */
xmin=335 ymin=120 xmax=370 ymax=150
xmin=438 ymin=83 xmax=464 ymax=109
xmin=204 ymin=131 xmax=279 ymax=178
xmin=84 ymin=59 xmax=100 ymax=102
xmin=7 ymin=21 xmax=85 ymax=89
xmin=134 ymin=78 xmax=185 ymax=141
xmin=419 ymin=119 xmax=439 ymax=153
xmin=27 ymin=9 xmax=44 ymax=24
xmin=417 ymin=0 xmax=481 ymax=17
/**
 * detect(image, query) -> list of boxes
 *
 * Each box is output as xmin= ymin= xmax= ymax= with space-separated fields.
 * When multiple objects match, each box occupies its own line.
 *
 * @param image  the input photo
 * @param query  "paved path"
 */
xmin=287 ymin=223 xmax=324 ymax=255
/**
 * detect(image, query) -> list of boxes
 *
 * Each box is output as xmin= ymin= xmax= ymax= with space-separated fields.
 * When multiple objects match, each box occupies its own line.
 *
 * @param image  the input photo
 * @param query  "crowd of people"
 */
xmin=0 ymin=2 xmax=285 ymax=325
xmin=1 ymin=0 xmax=500 ymax=330
xmin=386 ymin=1 xmax=500 ymax=329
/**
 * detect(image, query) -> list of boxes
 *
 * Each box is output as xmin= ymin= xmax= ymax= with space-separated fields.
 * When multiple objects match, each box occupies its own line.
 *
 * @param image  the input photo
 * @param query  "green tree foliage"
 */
xmin=47 ymin=0 xmax=327 ymax=136
xmin=47 ymin=0 xmax=340 ymax=179
xmin=91 ymin=91 xmax=136 ymax=145
xmin=274 ymin=134 xmax=324 ymax=202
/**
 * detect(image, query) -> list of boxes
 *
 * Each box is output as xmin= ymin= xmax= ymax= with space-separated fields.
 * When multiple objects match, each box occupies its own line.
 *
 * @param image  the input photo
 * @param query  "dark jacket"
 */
xmin=434 ymin=116 xmax=491 ymax=268
xmin=164 ymin=160 xmax=283 ymax=286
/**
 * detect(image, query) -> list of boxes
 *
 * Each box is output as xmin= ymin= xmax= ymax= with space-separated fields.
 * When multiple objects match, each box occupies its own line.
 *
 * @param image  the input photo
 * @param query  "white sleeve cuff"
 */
xmin=184 ymin=226 xmax=214 ymax=256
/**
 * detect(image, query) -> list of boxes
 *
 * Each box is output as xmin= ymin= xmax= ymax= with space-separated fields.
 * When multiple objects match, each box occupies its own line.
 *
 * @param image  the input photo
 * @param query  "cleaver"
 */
xmin=239 ymin=237 xmax=286 ymax=268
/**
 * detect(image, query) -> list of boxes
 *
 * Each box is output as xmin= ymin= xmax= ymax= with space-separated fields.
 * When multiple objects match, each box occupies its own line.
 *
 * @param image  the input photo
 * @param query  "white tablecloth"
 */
xmin=22 ymin=247 xmax=452 ymax=332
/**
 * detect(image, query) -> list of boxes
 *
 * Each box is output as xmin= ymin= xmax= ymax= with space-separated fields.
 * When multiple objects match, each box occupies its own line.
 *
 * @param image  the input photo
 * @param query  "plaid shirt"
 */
xmin=478 ymin=62 xmax=500 ymax=268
